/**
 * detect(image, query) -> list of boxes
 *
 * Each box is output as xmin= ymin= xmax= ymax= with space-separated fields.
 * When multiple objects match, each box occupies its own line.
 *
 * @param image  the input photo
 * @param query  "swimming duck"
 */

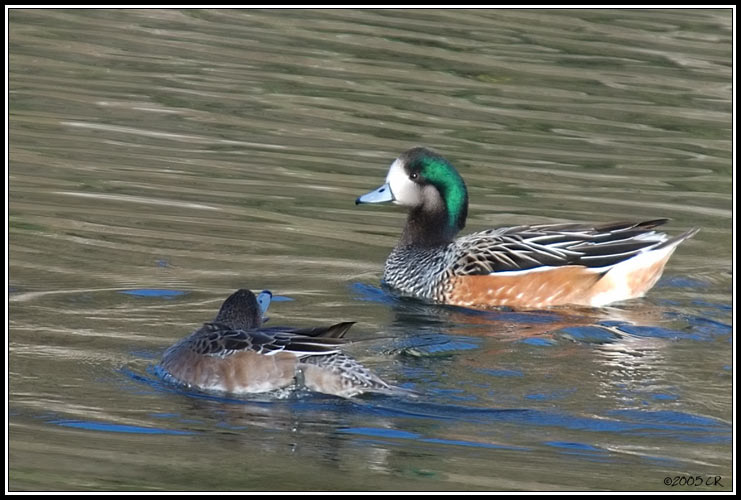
xmin=356 ymin=147 xmax=698 ymax=309
xmin=159 ymin=289 xmax=402 ymax=398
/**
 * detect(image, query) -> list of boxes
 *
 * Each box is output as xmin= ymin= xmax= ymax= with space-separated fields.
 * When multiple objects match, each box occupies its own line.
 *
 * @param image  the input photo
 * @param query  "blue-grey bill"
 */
xmin=257 ymin=290 xmax=272 ymax=317
xmin=355 ymin=183 xmax=394 ymax=204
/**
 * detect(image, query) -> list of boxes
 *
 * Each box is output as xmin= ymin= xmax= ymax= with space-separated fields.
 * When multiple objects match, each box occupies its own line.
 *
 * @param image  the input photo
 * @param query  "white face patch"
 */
xmin=386 ymin=158 xmax=422 ymax=207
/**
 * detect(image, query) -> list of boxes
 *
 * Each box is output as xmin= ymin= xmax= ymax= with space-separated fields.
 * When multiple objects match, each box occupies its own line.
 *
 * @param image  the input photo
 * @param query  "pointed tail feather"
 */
xmin=655 ymin=227 xmax=700 ymax=250
xmin=287 ymin=322 xmax=356 ymax=339
xmin=593 ymin=219 xmax=670 ymax=233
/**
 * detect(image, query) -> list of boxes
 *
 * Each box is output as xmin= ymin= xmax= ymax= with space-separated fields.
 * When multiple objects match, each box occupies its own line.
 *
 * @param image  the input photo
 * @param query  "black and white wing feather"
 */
xmin=189 ymin=322 xmax=354 ymax=358
xmin=453 ymin=219 xmax=697 ymax=275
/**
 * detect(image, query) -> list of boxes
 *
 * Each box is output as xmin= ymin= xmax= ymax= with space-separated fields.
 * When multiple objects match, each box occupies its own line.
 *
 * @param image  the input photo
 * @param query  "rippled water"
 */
xmin=8 ymin=8 xmax=733 ymax=492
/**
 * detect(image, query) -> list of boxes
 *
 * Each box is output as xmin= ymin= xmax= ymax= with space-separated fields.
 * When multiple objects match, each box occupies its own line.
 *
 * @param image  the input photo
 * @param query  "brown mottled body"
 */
xmin=158 ymin=289 xmax=404 ymax=398
xmin=161 ymin=347 xmax=298 ymax=394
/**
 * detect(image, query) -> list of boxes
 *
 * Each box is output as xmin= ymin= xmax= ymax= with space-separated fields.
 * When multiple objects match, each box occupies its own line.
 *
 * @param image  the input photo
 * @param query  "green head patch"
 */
xmin=415 ymin=154 xmax=469 ymax=231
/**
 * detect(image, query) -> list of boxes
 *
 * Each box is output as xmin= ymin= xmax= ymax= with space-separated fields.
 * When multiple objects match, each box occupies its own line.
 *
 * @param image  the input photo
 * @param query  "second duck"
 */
xmin=159 ymin=289 xmax=403 ymax=398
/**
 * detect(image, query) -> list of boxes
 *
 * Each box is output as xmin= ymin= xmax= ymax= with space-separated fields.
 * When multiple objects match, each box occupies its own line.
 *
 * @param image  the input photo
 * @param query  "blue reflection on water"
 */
xmin=49 ymin=419 xmax=195 ymax=435
xmin=106 ymin=281 xmax=732 ymax=467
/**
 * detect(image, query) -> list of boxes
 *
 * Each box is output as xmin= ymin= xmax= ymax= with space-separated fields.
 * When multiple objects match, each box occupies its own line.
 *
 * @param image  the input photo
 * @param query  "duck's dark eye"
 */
xmin=410 ymin=173 xmax=418 ymax=180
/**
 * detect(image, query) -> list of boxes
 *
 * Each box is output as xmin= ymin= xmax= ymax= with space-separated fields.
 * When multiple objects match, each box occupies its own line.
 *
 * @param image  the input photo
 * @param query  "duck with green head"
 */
xmin=356 ymin=147 xmax=698 ymax=309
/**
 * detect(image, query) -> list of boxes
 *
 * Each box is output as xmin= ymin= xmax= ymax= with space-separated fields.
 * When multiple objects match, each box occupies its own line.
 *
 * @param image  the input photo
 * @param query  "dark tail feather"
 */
xmin=656 ymin=227 xmax=700 ymax=250
xmin=288 ymin=322 xmax=355 ymax=339
xmin=594 ymin=219 xmax=670 ymax=233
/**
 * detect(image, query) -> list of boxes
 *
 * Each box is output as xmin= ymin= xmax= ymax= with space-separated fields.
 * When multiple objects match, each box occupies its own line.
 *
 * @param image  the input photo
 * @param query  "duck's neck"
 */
xmin=399 ymin=206 xmax=459 ymax=248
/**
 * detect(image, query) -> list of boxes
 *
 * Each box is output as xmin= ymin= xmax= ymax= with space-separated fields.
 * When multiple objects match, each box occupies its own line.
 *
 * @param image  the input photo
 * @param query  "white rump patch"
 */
xmin=587 ymin=244 xmax=678 ymax=306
